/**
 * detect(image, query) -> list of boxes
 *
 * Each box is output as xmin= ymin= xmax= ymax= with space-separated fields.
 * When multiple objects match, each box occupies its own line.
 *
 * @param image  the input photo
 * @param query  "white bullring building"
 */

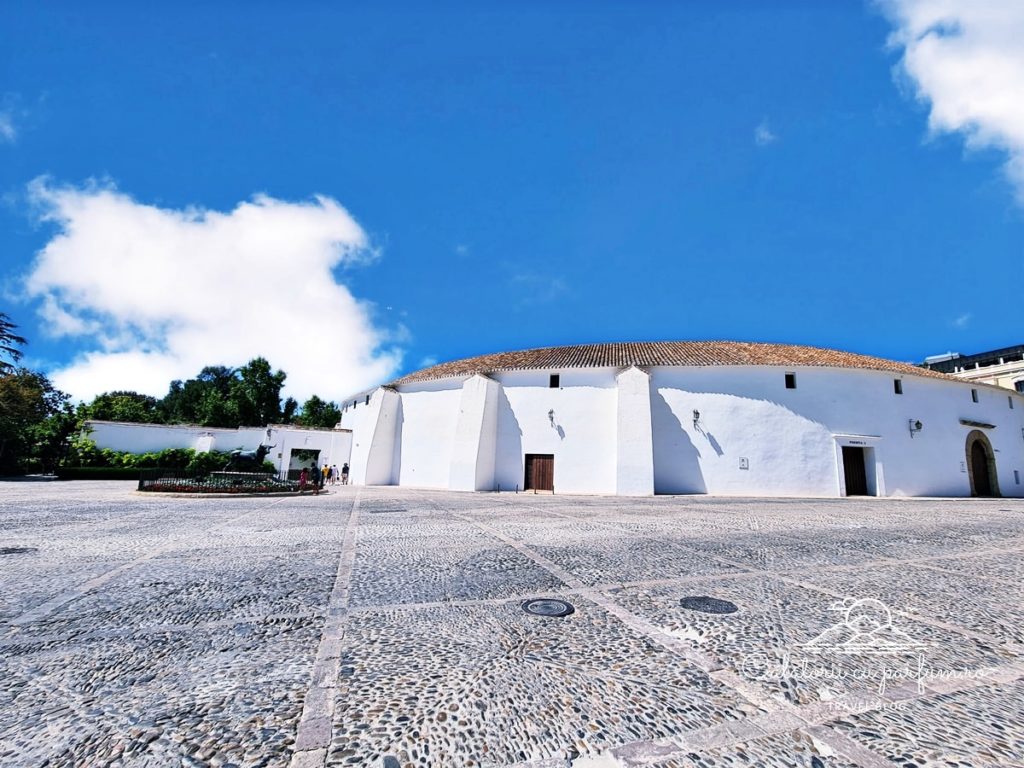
xmin=339 ymin=341 xmax=1024 ymax=498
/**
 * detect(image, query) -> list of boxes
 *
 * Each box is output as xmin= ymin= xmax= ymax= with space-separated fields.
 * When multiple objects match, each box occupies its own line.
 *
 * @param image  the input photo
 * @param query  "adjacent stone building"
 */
xmin=340 ymin=341 xmax=1024 ymax=498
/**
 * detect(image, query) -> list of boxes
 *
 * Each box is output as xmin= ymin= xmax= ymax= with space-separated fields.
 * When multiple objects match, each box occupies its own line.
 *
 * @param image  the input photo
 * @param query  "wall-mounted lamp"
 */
xmin=548 ymin=409 xmax=555 ymax=426
xmin=908 ymin=419 xmax=923 ymax=438
xmin=692 ymin=409 xmax=701 ymax=428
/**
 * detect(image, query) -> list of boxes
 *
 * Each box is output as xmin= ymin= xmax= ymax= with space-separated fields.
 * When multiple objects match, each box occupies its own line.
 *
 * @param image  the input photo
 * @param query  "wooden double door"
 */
xmin=524 ymin=454 xmax=554 ymax=492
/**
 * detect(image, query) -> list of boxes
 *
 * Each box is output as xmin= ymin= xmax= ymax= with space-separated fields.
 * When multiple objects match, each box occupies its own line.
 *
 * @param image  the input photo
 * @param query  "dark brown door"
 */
xmin=524 ymin=454 xmax=554 ymax=492
xmin=971 ymin=441 xmax=993 ymax=496
xmin=842 ymin=447 xmax=868 ymax=496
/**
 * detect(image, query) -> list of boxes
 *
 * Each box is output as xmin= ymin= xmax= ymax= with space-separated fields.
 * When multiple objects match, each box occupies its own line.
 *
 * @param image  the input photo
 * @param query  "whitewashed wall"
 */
xmin=395 ymin=380 xmax=463 ymax=488
xmin=344 ymin=365 xmax=1024 ymax=498
xmin=85 ymin=420 xmax=352 ymax=475
xmin=494 ymin=368 xmax=617 ymax=494
xmin=85 ymin=421 xmax=267 ymax=454
xmin=650 ymin=366 xmax=1024 ymax=497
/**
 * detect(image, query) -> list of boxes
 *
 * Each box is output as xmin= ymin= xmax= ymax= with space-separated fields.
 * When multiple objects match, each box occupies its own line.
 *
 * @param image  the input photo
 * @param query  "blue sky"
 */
xmin=2 ymin=1 xmax=1023 ymax=402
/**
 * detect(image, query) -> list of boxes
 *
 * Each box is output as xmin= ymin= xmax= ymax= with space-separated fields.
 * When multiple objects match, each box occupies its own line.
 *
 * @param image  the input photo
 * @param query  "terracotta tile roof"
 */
xmin=391 ymin=341 xmax=956 ymax=386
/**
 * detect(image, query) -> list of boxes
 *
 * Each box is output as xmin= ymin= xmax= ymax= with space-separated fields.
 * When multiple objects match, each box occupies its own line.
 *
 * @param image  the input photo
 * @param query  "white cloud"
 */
xmin=754 ymin=119 xmax=777 ymax=146
xmin=0 ymin=111 xmax=15 ymax=143
xmin=23 ymin=179 xmax=402 ymax=402
xmin=418 ymin=355 xmax=439 ymax=368
xmin=879 ymin=0 xmax=1024 ymax=201
xmin=951 ymin=311 xmax=972 ymax=328
xmin=510 ymin=273 xmax=567 ymax=308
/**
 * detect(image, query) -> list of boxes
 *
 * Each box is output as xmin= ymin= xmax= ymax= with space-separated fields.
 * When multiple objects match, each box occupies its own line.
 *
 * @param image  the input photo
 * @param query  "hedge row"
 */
xmin=56 ymin=467 xmax=143 ymax=480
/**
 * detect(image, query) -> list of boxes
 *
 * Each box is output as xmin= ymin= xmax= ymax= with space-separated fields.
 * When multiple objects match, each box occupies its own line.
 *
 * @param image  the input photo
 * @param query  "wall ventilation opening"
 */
xmin=971 ymin=389 xmax=979 ymax=403
xmin=785 ymin=372 xmax=796 ymax=389
xmin=894 ymin=379 xmax=903 ymax=395
xmin=549 ymin=374 xmax=560 ymax=388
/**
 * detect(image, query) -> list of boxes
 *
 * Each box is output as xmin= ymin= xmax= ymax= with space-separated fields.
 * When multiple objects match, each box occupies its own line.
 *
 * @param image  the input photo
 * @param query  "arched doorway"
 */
xmin=965 ymin=430 xmax=999 ymax=497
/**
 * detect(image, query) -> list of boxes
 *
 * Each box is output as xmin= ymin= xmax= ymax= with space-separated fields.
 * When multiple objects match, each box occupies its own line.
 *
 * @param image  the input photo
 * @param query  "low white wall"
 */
xmin=85 ymin=421 xmax=266 ymax=454
xmin=85 ymin=420 xmax=353 ymax=475
xmin=272 ymin=426 xmax=352 ymax=476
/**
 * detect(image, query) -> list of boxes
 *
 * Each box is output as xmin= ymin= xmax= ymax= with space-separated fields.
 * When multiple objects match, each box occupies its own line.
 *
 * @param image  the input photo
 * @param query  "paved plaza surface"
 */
xmin=2 ymin=483 xmax=1024 ymax=767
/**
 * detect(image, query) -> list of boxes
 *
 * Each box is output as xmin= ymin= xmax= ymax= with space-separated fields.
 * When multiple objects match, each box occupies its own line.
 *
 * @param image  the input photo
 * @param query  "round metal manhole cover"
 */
xmin=522 ymin=598 xmax=575 ymax=617
xmin=680 ymin=595 xmax=738 ymax=614
xmin=0 ymin=546 xmax=38 ymax=556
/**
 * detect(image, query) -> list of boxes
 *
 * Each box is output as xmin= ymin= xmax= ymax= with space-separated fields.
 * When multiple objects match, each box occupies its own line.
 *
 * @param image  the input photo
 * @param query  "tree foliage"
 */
xmin=0 ymin=315 xmax=342 ymax=474
xmin=0 ymin=312 xmax=27 ymax=374
xmin=79 ymin=391 xmax=163 ymax=424
xmin=295 ymin=395 xmax=342 ymax=428
xmin=0 ymin=368 xmax=74 ymax=474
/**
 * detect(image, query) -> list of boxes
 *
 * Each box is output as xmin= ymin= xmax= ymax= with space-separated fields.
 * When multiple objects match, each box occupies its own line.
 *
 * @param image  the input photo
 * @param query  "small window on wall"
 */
xmin=549 ymin=374 xmax=560 ymax=388
xmin=1011 ymin=396 xmax=1015 ymax=410
xmin=785 ymin=372 xmax=796 ymax=389
xmin=365 ymin=394 xmax=370 ymax=405
xmin=894 ymin=379 xmax=903 ymax=395
xmin=1016 ymin=380 xmax=1024 ymax=393
xmin=971 ymin=389 xmax=979 ymax=403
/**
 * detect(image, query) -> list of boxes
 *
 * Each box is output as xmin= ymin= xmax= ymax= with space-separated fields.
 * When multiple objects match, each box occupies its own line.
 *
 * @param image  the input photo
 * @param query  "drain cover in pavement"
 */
xmin=680 ymin=595 xmax=738 ymax=614
xmin=0 ymin=546 xmax=38 ymax=556
xmin=522 ymin=598 xmax=575 ymax=617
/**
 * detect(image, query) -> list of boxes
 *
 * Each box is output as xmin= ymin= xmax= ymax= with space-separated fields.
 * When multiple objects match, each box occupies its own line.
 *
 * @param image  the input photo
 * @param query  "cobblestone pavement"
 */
xmin=2 ymin=483 xmax=1023 ymax=767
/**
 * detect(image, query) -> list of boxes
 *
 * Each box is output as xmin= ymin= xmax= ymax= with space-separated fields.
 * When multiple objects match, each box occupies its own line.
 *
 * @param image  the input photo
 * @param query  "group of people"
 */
xmin=298 ymin=461 xmax=349 ymax=493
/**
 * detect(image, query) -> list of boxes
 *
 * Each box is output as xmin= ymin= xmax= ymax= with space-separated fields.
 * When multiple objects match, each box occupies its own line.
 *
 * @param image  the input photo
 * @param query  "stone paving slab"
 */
xmin=1 ymin=481 xmax=1024 ymax=767
xmin=829 ymin=679 xmax=1024 ymax=766
xmin=327 ymin=599 xmax=758 ymax=767
xmin=797 ymin=563 xmax=1024 ymax=646
xmin=601 ymin=575 xmax=1017 ymax=708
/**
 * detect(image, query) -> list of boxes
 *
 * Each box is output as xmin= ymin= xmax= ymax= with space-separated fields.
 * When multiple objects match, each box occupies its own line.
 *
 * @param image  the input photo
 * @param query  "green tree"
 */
xmin=281 ymin=396 xmax=298 ymax=424
xmin=296 ymin=395 xmax=341 ymax=428
xmin=159 ymin=365 xmax=237 ymax=426
xmin=1 ymin=312 xmax=27 ymax=373
xmin=231 ymin=357 xmax=287 ymax=426
xmin=81 ymin=391 xmax=164 ymax=423
xmin=0 ymin=368 xmax=72 ymax=474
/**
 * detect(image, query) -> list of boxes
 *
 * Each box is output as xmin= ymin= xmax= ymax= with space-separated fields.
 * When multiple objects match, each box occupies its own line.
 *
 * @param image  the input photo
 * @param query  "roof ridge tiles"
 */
xmin=389 ymin=340 xmax=956 ymax=386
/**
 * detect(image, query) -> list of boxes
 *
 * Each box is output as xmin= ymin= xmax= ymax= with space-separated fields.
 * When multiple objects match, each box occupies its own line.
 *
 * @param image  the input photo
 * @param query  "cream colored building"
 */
xmin=923 ymin=345 xmax=1024 ymax=393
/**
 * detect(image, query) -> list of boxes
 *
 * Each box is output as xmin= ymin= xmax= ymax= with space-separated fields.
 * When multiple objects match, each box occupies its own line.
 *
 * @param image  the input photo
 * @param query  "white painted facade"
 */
xmin=84 ymin=420 xmax=352 ymax=476
xmin=340 ymin=363 xmax=1024 ymax=498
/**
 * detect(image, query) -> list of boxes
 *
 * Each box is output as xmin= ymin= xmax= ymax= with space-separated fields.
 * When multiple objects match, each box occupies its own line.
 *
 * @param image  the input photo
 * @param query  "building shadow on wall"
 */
xmin=651 ymin=390 xmax=707 ymax=494
xmin=494 ymin=388 xmax=524 ymax=491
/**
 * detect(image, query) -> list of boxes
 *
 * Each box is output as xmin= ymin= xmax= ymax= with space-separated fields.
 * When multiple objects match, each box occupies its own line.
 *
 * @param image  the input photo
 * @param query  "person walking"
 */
xmin=310 ymin=463 xmax=320 ymax=495
xmin=341 ymin=462 xmax=350 ymax=485
xmin=298 ymin=467 xmax=308 ymax=494
xmin=330 ymin=464 xmax=339 ymax=485
xmin=321 ymin=463 xmax=330 ymax=487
